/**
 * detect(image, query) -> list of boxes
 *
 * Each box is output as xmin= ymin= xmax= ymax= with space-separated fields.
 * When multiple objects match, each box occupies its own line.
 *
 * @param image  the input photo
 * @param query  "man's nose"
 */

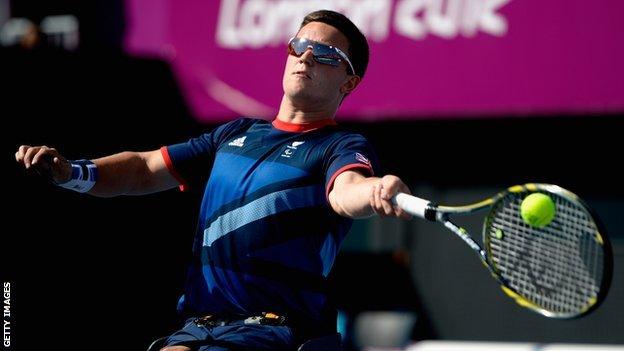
xmin=299 ymin=48 xmax=314 ymax=65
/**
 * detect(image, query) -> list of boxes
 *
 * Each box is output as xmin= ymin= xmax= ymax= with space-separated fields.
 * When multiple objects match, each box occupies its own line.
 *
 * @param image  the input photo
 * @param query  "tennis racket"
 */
xmin=392 ymin=183 xmax=613 ymax=318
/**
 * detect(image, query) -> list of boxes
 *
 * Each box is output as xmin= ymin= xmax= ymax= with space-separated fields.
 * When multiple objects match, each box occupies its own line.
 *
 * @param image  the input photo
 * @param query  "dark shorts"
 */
xmin=164 ymin=318 xmax=296 ymax=351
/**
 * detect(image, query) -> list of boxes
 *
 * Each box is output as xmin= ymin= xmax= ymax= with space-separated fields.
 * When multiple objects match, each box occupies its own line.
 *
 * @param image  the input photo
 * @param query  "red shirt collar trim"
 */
xmin=272 ymin=118 xmax=337 ymax=132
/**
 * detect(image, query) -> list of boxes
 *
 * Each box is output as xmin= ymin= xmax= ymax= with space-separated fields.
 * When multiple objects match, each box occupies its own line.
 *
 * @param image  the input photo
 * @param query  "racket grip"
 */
xmin=391 ymin=193 xmax=432 ymax=220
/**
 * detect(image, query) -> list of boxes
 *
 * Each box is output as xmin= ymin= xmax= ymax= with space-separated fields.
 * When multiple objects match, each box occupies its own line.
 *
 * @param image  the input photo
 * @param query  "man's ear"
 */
xmin=340 ymin=75 xmax=361 ymax=94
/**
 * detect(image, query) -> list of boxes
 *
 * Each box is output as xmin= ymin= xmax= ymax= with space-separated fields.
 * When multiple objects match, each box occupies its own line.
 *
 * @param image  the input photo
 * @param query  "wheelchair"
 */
xmin=146 ymin=333 xmax=342 ymax=351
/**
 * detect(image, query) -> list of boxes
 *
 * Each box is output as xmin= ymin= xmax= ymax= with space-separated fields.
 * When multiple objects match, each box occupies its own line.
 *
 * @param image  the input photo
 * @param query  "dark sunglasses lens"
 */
xmin=289 ymin=38 xmax=308 ymax=56
xmin=312 ymin=45 xmax=337 ymax=56
xmin=311 ymin=45 xmax=341 ymax=66
xmin=288 ymin=43 xmax=299 ymax=55
xmin=290 ymin=38 xmax=342 ymax=66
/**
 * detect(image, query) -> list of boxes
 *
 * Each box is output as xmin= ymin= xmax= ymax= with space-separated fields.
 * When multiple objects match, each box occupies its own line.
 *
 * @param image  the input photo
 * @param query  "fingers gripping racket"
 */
xmin=392 ymin=183 xmax=613 ymax=318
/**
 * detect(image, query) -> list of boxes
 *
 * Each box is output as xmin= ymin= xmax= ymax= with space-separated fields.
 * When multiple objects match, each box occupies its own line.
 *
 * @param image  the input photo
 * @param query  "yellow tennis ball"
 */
xmin=520 ymin=193 xmax=556 ymax=228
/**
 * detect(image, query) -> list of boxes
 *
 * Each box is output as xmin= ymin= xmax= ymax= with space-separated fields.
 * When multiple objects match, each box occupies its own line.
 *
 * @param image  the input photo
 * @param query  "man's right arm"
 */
xmin=15 ymin=145 xmax=179 ymax=197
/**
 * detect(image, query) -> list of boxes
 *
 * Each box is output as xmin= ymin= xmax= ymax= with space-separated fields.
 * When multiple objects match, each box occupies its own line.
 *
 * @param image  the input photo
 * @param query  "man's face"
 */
xmin=282 ymin=22 xmax=354 ymax=107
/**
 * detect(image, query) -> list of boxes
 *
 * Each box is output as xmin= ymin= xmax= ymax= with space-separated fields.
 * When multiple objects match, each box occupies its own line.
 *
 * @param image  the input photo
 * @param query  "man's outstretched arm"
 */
xmin=328 ymin=170 xmax=413 ymax=220
xmin=15 ymin=145 xmax=179 ymax=197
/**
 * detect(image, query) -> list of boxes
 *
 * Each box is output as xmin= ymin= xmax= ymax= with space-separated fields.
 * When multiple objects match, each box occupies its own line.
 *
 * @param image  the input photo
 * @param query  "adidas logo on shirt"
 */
xmin=228 ymin=136 xmax=246 ymax=147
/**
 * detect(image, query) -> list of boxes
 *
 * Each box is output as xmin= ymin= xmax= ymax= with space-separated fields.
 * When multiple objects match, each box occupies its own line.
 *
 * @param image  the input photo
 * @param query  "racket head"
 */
xmin=483 ymin=183 xmax=613 ymax=318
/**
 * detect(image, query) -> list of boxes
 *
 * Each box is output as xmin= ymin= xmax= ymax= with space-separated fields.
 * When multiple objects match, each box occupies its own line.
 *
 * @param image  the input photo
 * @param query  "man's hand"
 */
xmin=369 ymin=175 xmax=412 ymax=220
xmin=329 ymin=171 xmax=413 ymax=219
xmin=15 ymin=145 xmax=72 ymax=183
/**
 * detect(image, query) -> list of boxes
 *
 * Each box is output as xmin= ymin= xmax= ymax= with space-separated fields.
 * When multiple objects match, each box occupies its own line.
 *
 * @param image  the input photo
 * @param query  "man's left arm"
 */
xmin=328 ymin=170 xmax=412 ymax=219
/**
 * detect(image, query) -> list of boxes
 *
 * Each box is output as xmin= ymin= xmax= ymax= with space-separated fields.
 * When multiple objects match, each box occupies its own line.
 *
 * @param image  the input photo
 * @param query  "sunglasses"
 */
xmin=288 ymin=37 xmax=355 ymax=75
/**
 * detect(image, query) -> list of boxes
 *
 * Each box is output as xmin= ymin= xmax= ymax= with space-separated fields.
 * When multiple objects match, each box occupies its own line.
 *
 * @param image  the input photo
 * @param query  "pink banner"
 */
xmin=124 ymin=0 xmax=624 ymax=122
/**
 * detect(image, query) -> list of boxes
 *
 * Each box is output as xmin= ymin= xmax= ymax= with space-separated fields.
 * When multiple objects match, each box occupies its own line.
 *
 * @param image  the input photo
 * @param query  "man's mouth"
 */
xmin=293 ymin=71 xmax=311 ymax=79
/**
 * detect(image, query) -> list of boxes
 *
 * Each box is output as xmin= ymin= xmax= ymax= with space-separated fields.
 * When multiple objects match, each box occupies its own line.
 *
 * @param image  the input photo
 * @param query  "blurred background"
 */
xmin=2 ymin=0 xmax=623 ymax=350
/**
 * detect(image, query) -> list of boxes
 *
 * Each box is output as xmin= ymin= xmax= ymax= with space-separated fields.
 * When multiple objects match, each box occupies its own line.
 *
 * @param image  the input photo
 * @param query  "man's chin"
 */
xmin=286 ymin=88 xmax=316 ymax=103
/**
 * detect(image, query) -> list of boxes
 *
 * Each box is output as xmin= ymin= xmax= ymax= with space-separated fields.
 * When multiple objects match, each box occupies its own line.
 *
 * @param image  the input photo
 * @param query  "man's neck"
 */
xmin=275 ymin=95 xmax=337 ymax=124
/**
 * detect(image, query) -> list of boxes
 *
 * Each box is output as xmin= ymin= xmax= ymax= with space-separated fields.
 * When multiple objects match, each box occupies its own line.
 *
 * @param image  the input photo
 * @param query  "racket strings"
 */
xmin=485 ymin=192 xmax=603 ymax=316
xmin=497 ymin=199 xmax=600 ymax=312
xmin=493 ymin=207 xmax=599 ymax=313
xmin=493 ymin=208 xmax=599 ymax=284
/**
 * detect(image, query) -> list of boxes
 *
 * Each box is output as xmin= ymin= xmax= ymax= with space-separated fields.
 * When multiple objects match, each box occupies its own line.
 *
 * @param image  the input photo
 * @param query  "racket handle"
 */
xmin=391 ymin=192 xmax=433 ymax=220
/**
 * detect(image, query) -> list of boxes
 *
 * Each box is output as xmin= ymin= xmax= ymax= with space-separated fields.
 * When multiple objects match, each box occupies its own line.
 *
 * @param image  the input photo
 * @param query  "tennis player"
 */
xmin=15 ymin=10 xmax=412 ymax=351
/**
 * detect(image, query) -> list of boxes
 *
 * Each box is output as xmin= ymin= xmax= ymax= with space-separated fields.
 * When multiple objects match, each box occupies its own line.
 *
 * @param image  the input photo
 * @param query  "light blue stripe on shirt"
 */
xmin=203 ymin=185 xmax=322 ymax=247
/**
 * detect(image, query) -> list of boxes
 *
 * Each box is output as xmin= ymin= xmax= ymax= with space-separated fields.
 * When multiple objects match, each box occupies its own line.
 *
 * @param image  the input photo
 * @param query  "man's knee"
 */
xmin=160 ymin=346 xmax=192 ymax=351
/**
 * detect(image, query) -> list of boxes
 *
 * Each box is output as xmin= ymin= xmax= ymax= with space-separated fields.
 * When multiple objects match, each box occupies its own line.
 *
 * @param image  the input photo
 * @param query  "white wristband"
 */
xmin=57 ymin=160 xmax=98 ymax=193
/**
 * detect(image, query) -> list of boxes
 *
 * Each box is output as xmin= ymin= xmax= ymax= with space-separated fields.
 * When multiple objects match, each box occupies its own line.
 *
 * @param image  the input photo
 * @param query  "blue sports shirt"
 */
xmin=161 ymin=117 xmax=380 ymax=322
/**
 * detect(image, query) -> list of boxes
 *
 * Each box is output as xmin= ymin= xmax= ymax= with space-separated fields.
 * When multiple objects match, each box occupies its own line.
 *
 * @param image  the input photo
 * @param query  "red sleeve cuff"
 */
xmin=160 ymin=146 xmax=188 ymax=192
xmin=325 ymin=163 xmax=374 ymax=201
